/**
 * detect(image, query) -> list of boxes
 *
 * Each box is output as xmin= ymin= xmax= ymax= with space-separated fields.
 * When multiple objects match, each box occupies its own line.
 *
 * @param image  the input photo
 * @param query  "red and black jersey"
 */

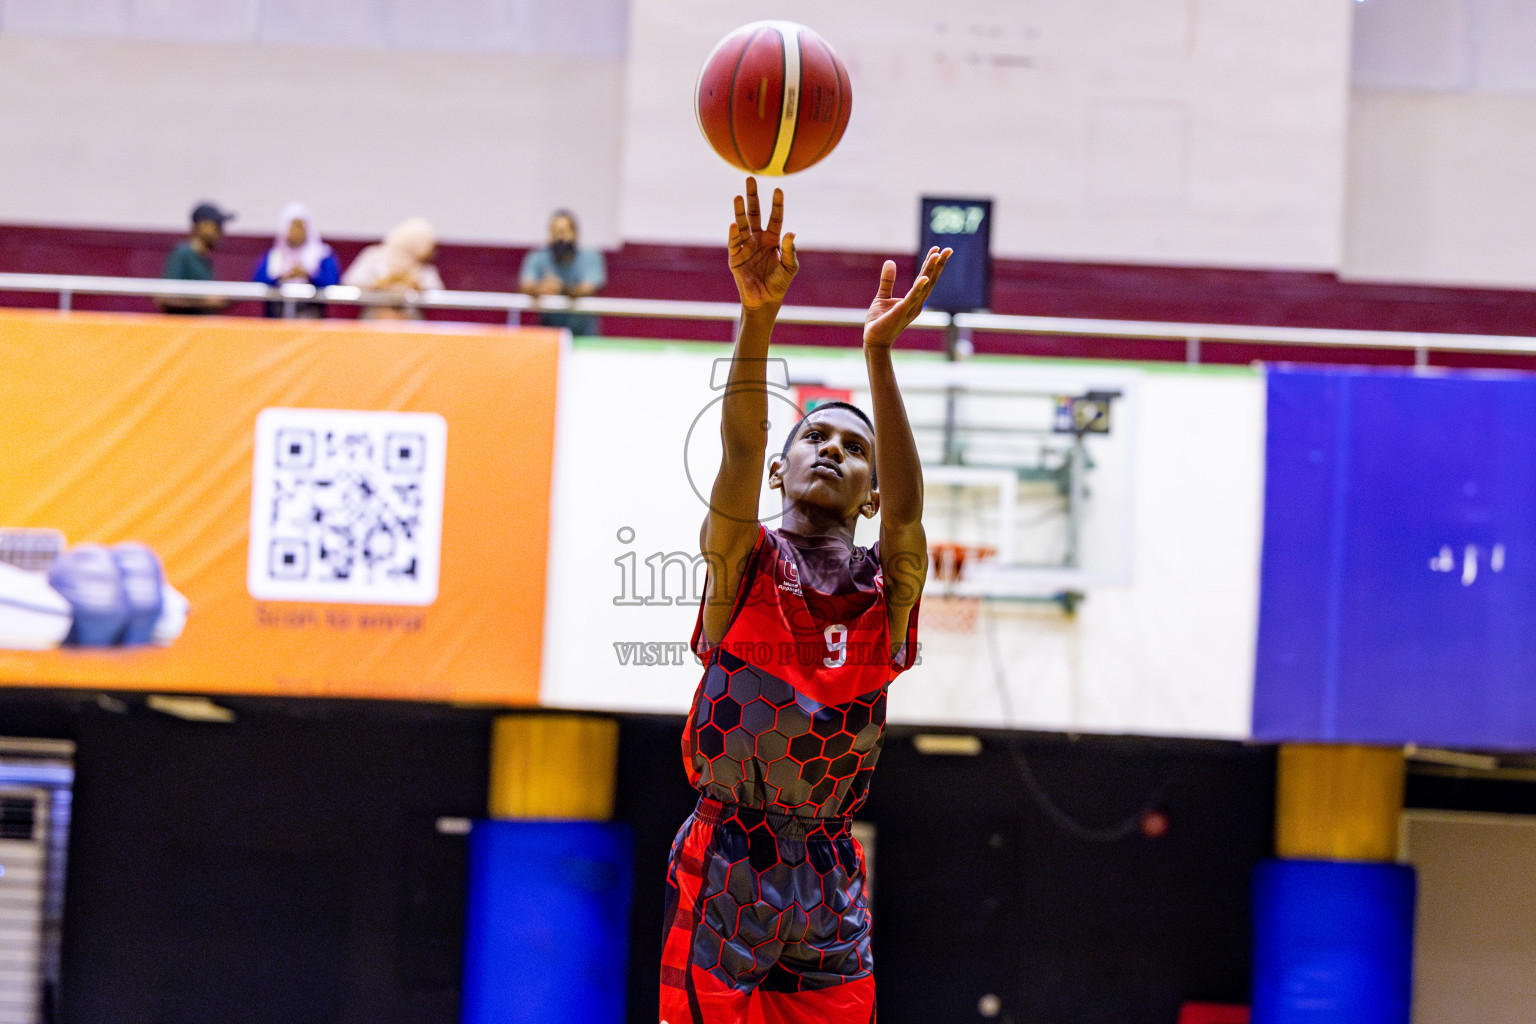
xmin=684 ymin=526 xmax=919 ymax=819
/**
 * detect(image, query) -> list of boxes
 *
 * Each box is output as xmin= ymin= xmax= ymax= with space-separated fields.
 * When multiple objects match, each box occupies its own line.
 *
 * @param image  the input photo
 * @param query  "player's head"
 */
xmin=549 ymin=210 xmax=579 ymax=260
xmin=768 ymin=402 xmax=879 ymax=523
xmin=281 ymin=202 xmax=311 ymax=249
xmin=190 ymin=201 xmax=232 ymax=248
xmin=385 ymin=216 xmax=437 ymax=264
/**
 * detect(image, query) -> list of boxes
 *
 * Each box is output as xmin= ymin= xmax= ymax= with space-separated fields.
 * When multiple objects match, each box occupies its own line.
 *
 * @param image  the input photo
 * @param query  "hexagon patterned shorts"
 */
xmin=658 ymin=798 xmax=876 ymax=1024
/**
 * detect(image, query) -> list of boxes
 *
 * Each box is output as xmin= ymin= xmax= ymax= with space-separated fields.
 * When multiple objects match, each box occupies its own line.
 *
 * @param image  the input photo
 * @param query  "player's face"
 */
xmin=777 ymin=409 xmax=875 ymax=517
xmin=549 ymin=215 xmax=577 ymax=245
xmin=194 ymin=219 xmax=223 ymax=248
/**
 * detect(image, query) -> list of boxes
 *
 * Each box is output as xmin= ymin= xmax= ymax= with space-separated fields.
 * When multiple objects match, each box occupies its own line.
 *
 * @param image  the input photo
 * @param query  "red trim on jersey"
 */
xmin=660 ymin=967 xmax=877 ymax=1024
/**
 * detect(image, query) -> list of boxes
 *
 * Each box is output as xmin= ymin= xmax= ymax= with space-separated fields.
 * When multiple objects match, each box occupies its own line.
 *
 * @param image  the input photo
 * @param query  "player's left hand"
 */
xmin=863 ymin=246 xmax=951 ymax=350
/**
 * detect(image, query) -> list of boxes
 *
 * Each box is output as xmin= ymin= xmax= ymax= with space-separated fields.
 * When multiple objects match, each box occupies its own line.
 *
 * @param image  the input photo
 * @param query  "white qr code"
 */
xmin=247 ymin=408 xmax=447 ymax=605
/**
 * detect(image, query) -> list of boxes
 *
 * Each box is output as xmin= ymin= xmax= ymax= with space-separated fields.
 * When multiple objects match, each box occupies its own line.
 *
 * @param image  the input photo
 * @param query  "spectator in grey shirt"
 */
xmin=519 ymin=209 xmax=606 ymax=337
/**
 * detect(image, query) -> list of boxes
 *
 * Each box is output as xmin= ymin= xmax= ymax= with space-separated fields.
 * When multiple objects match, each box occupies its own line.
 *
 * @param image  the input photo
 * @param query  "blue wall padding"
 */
xmin=1252 ymin=859 xmax=1415 ymax=1024
xmin=1255 ymin=367 xmax=1536 ymax=749
xmin=460 ymin=820 xmax=634 ymax=1024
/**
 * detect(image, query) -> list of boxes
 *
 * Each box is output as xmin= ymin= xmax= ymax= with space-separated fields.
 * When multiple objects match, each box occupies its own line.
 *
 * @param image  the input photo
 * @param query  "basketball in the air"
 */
xmin=694 ymin=21 xmax=852 ymax=176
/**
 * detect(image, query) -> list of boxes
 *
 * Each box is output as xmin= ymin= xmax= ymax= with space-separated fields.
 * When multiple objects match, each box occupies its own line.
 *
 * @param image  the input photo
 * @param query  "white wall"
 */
xmin=619 ymin=0 xmax=1354 ymax=267
xmin=1342 ymin=0 xmax=1536 ymax=288
xmin=0 ymin=34 xmax=626 ymax=246
xmin=1352 ymin=0 xmax=1536 ymax=94
xmin=0 ymin=0 xmax=628 ymax=57
xmin=1343 ymin=90 xmax=1536 ymax=288
xmin=540 ymin=341 xmax=1263 ymax=739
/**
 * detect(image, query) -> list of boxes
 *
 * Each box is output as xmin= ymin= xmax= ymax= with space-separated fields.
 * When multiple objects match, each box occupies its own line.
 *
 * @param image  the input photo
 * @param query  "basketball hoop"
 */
xmin=924 ymin=542 xmax=995 ymax=634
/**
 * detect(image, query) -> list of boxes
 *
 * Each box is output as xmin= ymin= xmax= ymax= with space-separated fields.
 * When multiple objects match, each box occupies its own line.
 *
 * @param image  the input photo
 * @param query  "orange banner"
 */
xmin=0 ymin=311 xmax=558 ymax=703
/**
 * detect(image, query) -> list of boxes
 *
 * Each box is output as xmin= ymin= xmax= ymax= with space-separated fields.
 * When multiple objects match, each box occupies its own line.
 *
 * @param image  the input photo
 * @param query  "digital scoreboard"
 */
xmin=919 ymin=197 xmax=992 ymax=313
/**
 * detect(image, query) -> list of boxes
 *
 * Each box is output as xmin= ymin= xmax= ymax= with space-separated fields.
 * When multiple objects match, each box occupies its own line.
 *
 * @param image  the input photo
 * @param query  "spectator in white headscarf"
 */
xmin=252 ymin=202 xmax=340 ymax=318
xmin=342 ymin=217 xmax=444 ymax=320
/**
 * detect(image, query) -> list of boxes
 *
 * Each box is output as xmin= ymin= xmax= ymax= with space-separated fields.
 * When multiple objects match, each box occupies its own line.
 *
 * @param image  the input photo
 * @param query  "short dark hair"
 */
xmin=781 ymin=401 xmax=877 ymax=486
xmin=550 ymin=209 xmax=579 ymax=231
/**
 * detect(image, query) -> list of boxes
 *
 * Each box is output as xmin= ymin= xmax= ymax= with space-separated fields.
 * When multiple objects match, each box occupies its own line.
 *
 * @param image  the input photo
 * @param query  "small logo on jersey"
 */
xmin=778 ymin=558 xmax=802 ymax=597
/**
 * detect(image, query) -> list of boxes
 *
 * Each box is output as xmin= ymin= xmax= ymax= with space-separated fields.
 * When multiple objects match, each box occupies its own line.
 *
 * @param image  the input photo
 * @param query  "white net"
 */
xmin=923 ymin=542 xmax=992 ymax=634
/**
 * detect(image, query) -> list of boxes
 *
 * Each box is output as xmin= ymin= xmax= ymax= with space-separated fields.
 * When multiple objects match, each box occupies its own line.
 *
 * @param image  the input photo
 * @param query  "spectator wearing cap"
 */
xmin=157 ymin=201 xmax=234 ymax=314
xmin=519 ymin=209 xmax=605 ymax=337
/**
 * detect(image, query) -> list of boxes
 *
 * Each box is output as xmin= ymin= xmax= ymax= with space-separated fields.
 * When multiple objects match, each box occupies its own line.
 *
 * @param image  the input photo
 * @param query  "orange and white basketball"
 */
xmin=694 ymin=21 xmax=853 ymax=177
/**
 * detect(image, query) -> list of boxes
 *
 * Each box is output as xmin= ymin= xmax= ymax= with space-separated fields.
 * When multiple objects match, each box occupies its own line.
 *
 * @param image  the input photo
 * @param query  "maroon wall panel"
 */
xmin=4 ymin=223 xmax=1536 ymax=368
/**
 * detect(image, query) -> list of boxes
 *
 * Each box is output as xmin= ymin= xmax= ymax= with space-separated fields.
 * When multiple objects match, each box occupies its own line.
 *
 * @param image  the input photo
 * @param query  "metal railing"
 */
xmin=3 ymin=271 xmax=1536 ymax=366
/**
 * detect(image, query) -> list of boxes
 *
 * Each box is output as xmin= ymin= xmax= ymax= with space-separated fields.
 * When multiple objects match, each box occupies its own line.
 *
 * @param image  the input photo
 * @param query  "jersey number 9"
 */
xmin=823 ymin=624 xmax=848 ymax=668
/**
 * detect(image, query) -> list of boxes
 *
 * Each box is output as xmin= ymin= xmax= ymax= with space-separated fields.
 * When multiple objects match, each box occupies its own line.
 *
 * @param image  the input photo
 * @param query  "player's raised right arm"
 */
xmin=700 ymin=178 xmax=798 ymax=646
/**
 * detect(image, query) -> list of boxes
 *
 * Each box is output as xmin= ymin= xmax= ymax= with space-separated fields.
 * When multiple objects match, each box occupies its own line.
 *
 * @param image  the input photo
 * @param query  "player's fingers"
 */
xmin=911 ymin=254 xmax=946 ymax=302
xmin=920 ymin=246 xmax=944 ymax=277
xmin=766 ymin=188 xmax=785 ymax=236
xmin=876 ymin=260 xmax=897 ymax=300
xmin=745 ymin=176 xmax=761 ymax=229
xmin=905 ymin=273 xmax=942 ymax=320
xmin=903 ymin=275 xmax=932 ymax=314
xmin=780 ymin=232 xmax=798 ymax=272
xmin=733 ymin=195 xmax=751 ymax=236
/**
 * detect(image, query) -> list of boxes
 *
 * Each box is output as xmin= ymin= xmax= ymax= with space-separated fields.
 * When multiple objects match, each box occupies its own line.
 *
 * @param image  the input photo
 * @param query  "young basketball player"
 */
xmin=659 ymin=178 xmax=950 ymax=1024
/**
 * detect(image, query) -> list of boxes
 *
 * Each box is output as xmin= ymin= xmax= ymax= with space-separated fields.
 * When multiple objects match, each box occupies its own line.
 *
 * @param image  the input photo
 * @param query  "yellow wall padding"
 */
xmin=1275 ymin=743 xmax=1406 ymax=862
xmin=489 ymin=714 xmax=619 ymax=821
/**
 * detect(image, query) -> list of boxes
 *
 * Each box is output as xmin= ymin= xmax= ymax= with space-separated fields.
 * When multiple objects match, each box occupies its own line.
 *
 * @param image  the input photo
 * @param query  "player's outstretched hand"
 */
xmin=728 ymin=177 xmax=798 ymax=311
xmin=863 ymin=246 xmax=951 ymax=350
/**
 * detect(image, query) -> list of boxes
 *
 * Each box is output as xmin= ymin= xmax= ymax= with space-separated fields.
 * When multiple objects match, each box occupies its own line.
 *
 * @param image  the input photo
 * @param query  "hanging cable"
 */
xmin=981 ymin=579 xmax=1174 ymax=844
